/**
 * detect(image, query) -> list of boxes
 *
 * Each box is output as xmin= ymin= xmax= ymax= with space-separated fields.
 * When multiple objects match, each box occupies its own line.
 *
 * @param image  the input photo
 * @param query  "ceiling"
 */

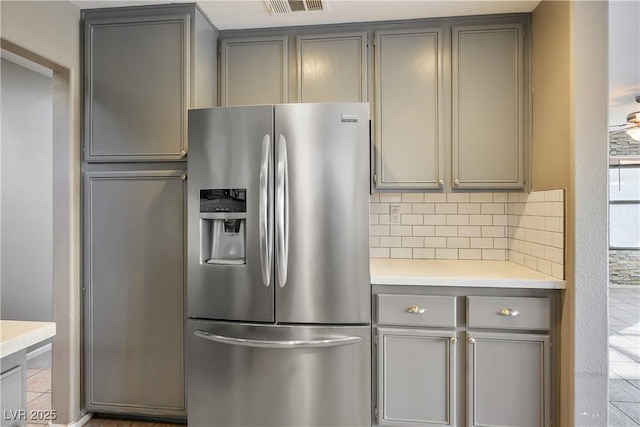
xmin=71 ymin=0 xmax=639 ymax=126
xmin=609 ymin=0 xmax=640 ymax=128
xmin=71 ymin=0 xmax=541 ymax=30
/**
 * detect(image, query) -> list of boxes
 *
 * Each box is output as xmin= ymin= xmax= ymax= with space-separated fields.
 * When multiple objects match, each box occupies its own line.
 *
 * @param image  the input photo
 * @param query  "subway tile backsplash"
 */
xmin=507 ymin=189 xmax=565 ymax=279
xmin=369 ymin=189 xmax=565 ymax=279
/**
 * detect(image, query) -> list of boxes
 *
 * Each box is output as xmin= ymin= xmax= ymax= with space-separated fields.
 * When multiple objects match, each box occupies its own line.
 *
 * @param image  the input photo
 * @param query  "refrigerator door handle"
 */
xmin=259 ymin=134 xmax=272 ymax=287
xmin=276 ymin=134 xmax=289 ymax=288
xmin=194 ymin=330 xmax=361 ymax=349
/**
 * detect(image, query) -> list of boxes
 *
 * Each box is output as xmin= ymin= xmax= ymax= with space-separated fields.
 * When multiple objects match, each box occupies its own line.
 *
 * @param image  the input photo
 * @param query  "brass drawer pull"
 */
xmin=497 ymin=308 xmax=520 ymax=317
xmin=405 ymin=305 xmax=426 ymax=314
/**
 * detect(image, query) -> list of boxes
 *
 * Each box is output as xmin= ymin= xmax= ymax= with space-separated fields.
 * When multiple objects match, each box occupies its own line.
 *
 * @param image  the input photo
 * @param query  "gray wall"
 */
xmin=1 ymin=57 xmax=53 ymax=322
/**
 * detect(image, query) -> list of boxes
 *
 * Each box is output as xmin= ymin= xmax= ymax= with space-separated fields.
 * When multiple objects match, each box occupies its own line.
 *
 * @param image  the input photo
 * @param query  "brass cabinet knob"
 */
xmin=497 ymin=308 xmax=520 ymax=317
xmin=405 ymin=305 xmax=426 ymax=314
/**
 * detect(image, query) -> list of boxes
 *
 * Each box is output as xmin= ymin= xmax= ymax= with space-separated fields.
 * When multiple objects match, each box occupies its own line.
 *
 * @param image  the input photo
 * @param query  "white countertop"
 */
xmin=1 ymin=320 xmax=56 ymax=358
xmin=371 ymin=259 xmax=566 ymax=289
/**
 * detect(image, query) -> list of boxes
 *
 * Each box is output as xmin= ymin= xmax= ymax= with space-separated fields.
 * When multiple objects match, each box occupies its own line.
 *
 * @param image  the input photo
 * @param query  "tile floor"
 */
xmin=25 ymin=350 xmax=53 ymax=427
xmin=82 ymin=419 xmax=183 ymax=427
xmin=609 ymin=286 xmax=640 ymax=427
xmin=25 ymin=350 xmax=183 ymax=427
xmin=24 ymin=287 xmax=640 ymax=426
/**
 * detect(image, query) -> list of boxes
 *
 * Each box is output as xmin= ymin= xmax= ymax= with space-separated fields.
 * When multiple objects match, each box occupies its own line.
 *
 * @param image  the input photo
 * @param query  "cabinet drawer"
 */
xmin=467 ymin=296 xmax=550 ymax=330
xmin=377 ymin=294 xmax=456 ymax=327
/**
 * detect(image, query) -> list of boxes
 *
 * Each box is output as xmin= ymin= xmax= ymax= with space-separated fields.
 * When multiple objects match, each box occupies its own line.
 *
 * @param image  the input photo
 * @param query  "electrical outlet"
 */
xmin=390 ymin=205 xmax=400 ymax=224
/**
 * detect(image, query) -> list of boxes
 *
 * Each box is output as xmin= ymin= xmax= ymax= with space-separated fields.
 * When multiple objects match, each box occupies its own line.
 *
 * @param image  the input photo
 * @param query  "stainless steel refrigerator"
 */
xmin=186 ymin=103 xmax=371 ymax=427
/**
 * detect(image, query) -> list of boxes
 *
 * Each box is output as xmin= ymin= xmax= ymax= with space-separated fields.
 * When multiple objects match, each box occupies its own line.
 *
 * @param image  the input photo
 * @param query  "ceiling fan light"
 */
xmin=627 ymin=111 xmax=640 ymax=124
xmin=625 ymin=126 xmax=640 ymax=142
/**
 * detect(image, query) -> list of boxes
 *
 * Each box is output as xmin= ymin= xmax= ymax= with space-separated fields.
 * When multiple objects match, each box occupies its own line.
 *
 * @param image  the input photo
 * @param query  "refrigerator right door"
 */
xmin=274 ymin=103 xmax=370 ymax=324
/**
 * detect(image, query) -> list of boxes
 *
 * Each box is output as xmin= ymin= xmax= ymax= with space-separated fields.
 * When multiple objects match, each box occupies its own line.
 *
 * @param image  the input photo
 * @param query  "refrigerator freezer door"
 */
xmin=274 ymin=103 xmax=371 ymax=324
xmin=187 ymin=320 xmax=371 ymax=427
xmin=188 ymin=106 xmax=274 ymax=322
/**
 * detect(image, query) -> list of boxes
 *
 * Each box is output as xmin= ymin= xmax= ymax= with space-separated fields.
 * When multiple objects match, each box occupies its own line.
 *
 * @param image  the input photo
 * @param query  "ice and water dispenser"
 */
xmin=200 ymin=189 xmax=246 ymax=265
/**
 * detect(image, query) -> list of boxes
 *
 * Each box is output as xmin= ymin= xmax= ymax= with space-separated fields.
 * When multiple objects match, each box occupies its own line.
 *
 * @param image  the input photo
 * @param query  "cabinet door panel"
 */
xmin=467 ymin=331 xmax=550 ymax=427
xmin=220 ymin=37 xmax=288 ymax=106
xmin=85 ymin=14 xmax=189 ymax=161
xmin=297 ymin=32 xmax=367 ymax=103
xmin=452 ymin=24 xmax=525 ymax=189
xmin=377 ymin=328 xmax=456 ymax=426
xmin=84 ymin=171 xmax=185 ymax=415
xmin=375 ymin=29 xmax=445 ymax=190
xmin=1 ymin=351 xmax=26 ymax=427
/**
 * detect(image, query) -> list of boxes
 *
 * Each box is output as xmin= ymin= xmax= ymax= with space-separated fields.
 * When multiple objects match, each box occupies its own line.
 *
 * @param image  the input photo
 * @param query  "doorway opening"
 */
xmin=1 ymin=38 xmax=76 ymax=424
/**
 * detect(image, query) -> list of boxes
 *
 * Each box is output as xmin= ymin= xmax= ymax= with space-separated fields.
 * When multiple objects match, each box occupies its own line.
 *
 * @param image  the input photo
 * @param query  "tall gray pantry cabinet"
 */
xmin=82 ymin=4 xmax=217 ymax=418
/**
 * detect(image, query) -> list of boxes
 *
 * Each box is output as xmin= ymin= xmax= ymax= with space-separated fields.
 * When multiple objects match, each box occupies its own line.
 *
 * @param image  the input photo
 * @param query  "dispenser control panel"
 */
xmin=199 ymin=189 xmax=247 ymax=265
xmin=200 ymin=189 xmax=246 ymax=213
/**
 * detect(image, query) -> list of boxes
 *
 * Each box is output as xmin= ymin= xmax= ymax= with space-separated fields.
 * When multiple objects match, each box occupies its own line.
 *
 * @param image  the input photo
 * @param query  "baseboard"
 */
xmin=55 ymin=412 xmax=92 ymax=427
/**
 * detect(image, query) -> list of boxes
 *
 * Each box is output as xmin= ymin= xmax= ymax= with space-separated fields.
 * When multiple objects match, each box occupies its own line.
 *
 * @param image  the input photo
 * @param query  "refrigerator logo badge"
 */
xmin=340 ymin=113 xmax=358 ymax=123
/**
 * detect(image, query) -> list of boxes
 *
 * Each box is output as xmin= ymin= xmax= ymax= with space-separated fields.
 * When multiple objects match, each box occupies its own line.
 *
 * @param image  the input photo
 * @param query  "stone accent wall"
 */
xmin=609 ymin=250 xmax=640 ymax=286
xmin=610 ymin=132 xmax=640 ymax=157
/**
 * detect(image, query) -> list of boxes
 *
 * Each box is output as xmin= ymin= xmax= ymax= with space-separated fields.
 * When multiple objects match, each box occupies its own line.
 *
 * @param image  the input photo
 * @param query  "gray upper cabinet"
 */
xmin=374 ymin=29 xmax=445 ymax=190
xmin=84 ymin=170 xmax=186 ymax=416
xmin=1 ymin=351 xmax=26 ymax=427
xmin=297 ymin=32 xmax=368 ymax=103
xmin=220 ymin=37 xmax=288 ymax=106
xmin=372 ymin=19 xmax=529 ymax=192
xmin=84 ymin=6 xmax=217 ymax=162
xmin=452 ymin=23 xmax=526 ymax=190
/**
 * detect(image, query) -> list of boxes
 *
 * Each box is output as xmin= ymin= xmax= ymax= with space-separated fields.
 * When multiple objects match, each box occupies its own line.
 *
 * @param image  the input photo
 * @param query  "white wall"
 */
xmin=533 ymin=1 xmax=609 ymax=425
xmin=0 ymin=57 xmax=53 ymax=323
xmin=570 ymin=2 xmax=609 ymax=425
xmin=1 ymin=1 xmax=82 ymax=423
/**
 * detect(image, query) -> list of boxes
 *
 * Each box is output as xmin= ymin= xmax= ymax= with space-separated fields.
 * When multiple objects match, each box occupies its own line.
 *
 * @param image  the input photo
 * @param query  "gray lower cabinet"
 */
xmin=1 ymin=351 xmax=26 ymax=427
xmin=467 ymin=331 xmax=550 ymax=427
xmin=375 ymin=294 xmax=457 ymax=426
xmin=466 ymin=295 xmax=552 ymax=427
xmin=377 ymin=328 xmax=456 ymax=426
xmin=374 ymin=291 xmax=553 ymax=427
xmin=83 ymin=171 xmax=186 ymax=416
